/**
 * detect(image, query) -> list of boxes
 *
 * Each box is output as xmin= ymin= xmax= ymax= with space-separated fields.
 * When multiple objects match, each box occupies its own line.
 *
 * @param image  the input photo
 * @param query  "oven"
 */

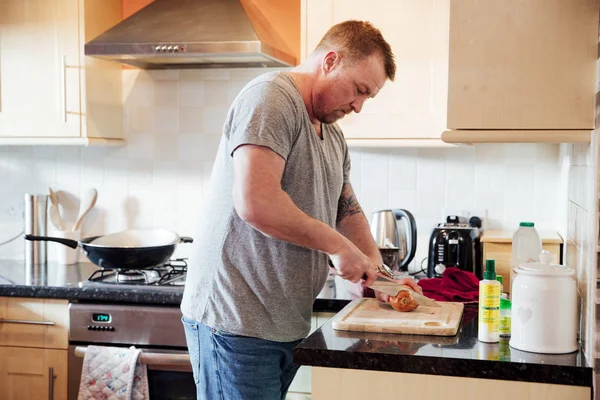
xmin=67 ymin=302 xmax=196 ymax=400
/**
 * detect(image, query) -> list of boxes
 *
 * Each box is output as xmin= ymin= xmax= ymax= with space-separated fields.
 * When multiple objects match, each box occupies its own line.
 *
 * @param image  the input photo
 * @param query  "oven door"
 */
xmin=68 ymin=345 xmax=196 ymax=400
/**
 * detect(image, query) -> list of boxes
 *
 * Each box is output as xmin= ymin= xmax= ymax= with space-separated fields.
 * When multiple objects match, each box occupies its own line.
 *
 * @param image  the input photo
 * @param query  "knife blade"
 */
xmin=326 ymin=259 xmax=442 ymax=308
xmin=368 ymin=276 xmax=442 ymax=308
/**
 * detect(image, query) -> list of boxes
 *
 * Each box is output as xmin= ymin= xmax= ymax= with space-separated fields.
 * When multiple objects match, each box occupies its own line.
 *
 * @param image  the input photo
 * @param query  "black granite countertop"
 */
xmin=0 ymin=260 xmax=352 ymax=311
xmin=293 ymin=304 xmax=593 ymax=387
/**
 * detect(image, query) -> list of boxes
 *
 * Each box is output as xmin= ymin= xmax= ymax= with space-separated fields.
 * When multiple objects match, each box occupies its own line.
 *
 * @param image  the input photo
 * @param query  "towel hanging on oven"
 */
xmin=77 ymin=345 xmax=149 ymax=400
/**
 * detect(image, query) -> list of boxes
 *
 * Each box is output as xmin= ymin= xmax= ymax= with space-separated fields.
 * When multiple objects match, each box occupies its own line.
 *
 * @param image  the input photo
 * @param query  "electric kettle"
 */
xmin=370 ymin=209 xmax=417 ymax=272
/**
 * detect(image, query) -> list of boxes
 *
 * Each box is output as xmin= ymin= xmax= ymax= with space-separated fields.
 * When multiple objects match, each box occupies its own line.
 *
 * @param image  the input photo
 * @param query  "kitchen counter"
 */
xmin=0 ymin=260 xmax=352 ymax=311
xmin=293 ymin=304 xmax=593 ymax=388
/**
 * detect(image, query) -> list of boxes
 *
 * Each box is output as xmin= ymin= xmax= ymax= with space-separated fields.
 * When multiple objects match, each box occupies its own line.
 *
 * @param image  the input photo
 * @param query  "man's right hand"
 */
xmin=328 ymin=240 xmax=377 ymax=286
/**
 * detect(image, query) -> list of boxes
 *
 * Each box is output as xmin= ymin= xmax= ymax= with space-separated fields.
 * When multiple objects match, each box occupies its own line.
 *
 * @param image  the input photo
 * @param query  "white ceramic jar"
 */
xmin=509 ymin=251 xmax=579 ymax=354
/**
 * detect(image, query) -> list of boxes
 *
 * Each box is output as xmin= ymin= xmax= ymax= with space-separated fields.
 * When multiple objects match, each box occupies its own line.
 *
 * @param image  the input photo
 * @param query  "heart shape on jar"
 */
xmin=518 ymin=307 xmax=533 ymax=324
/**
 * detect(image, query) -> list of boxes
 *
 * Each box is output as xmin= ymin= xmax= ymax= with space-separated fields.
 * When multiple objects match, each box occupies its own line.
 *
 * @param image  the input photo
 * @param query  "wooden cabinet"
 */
xmin=0 ymin=297 xmax=69 ymax=400
xmin=303 ymin=0 xmax=452 ymax=147
xmin=443 ymin=0 xmax=598 ymax=144
xmin=0 ymin=347 xmax=68 ymax=400
xmin=0 ymin=0 xmax=124 ymax=146
xmin=0 ymin=297 xmax=69 ymax=349
xmin=311 ymin=367 xmax=591 ymax=400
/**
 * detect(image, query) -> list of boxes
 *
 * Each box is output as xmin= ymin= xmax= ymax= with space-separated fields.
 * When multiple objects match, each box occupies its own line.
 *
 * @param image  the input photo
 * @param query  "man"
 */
xmin=181 ymin=20 xmax=422 ymax=400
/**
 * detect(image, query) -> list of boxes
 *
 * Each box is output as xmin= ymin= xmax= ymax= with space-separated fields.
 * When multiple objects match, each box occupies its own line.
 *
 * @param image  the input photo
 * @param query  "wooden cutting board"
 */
xmin=332 ymin=298 xmax=464 ymax=336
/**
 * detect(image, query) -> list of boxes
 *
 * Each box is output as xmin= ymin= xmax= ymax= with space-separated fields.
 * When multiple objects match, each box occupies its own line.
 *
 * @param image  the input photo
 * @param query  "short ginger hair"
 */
xmin=314 ymin=20 xmax=396 ymax=82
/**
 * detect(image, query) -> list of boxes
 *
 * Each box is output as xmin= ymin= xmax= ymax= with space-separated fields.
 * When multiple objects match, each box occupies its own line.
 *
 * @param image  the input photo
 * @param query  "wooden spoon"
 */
xmin=48 ymin=187 xmax=64 ymax=231
xmin=72 ymin=188 xmax=98 ymax=232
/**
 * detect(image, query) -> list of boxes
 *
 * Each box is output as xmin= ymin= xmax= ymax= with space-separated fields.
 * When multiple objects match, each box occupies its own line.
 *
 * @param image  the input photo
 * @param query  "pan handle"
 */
xmin=179 ymin=236 xmax=193 ymax=243
xmin=24 ymin=234 xmax=79 ymax=249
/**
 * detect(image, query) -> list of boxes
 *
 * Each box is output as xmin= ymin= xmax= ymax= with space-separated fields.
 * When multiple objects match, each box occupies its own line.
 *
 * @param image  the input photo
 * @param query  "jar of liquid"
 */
xmin=499 ymin=296 xmax=512 ymax=337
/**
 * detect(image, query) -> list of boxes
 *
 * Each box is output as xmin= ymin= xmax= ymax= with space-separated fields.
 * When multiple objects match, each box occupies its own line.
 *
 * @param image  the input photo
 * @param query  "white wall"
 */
xmin=0 ymin=69 xmax=562 ymax=272
xmin=559 ymin=139 xmax=598 ymax=368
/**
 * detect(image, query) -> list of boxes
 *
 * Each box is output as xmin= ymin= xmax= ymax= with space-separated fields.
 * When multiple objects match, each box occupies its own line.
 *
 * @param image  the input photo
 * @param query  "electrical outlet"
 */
xmin=441 ymin=207 xmax=488 ymax=228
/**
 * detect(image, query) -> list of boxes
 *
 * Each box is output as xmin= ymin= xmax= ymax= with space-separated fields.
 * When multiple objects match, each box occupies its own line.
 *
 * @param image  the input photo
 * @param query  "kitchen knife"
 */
xmin=368 ymin=276 xmax=442 ymax=308
xmin=327 ymin=259 xmax=442 ymax=308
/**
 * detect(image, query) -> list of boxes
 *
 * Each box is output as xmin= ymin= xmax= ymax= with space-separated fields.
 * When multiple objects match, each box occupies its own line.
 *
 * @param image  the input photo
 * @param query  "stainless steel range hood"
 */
xmin=85 ymin=0 xmax=297 ymax=69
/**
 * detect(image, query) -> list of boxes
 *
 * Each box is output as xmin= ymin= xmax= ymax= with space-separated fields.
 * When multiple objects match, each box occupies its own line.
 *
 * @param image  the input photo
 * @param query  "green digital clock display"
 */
xmin=92 ymin=313 xmax=111 ymax=323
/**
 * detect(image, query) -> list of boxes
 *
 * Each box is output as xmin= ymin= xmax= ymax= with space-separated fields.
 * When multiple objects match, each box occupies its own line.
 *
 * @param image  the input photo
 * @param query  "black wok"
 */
xmin=25 ymin=229 xmax=193 ymax=270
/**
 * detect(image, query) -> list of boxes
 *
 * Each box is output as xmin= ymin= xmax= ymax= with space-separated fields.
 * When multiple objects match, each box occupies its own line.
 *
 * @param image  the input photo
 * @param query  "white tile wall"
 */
xmin=0 ymin=69 xmax=562 ymax=273
xmin=560 ymin=136 xmax=598 ymax=367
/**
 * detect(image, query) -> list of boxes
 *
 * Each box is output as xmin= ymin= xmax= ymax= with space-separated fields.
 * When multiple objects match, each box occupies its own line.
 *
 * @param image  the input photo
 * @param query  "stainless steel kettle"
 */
xmin=370 ymin=209 xmax=417 ymax=272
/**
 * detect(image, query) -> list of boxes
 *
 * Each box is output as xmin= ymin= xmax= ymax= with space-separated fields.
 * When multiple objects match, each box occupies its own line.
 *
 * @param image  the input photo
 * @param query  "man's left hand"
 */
xmin=370 ymin=278 xmax=423 ymax=303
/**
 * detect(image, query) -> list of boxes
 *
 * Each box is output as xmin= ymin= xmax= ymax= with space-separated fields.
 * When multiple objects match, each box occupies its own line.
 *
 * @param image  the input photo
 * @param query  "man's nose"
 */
xmin=351 ymin=98 xmax=365 ymax=114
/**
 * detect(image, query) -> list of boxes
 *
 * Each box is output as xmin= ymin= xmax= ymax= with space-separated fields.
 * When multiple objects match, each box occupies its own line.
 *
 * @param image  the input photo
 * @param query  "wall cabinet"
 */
xmin=0 ymin=297 xmax=69 ymax=400
xmin=0 ymin=0 xmax=124 ymax=146
xmin=303 ymin=0 xmax=453 ymax=147
xmin=443 ymin=0 xmax=598 ymax=144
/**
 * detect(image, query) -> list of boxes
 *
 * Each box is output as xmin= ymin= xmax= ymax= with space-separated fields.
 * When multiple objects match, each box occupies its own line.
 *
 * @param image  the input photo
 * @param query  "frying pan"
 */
xmin=25 ymin=229 xmax=193 ymax=270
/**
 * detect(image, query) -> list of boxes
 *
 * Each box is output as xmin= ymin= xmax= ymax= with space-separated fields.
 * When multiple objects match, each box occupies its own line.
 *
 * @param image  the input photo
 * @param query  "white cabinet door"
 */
xmin=331 ymin=0 xmax=449 ymax=140
xmin=0 ymin=0 xmax=81 ymax=137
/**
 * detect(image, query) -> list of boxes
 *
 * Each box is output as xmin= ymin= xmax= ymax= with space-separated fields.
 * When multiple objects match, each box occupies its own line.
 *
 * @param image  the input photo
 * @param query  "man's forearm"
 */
xmin=336 ymin=183 xmax=382 ymax=265
xmin=337 ymin=212 xmax=382 ymax=264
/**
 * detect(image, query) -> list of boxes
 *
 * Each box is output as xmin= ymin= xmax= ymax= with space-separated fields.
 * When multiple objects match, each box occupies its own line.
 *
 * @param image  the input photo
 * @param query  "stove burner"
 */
xmin=116 ymin=270 xmax=160 ymax=283
xmin=85 ymin=259 xmax=188 ymax=287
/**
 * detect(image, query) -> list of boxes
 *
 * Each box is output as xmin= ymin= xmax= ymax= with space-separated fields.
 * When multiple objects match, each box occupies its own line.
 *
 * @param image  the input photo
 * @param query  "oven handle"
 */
xmin=74 ymin=346 xmax=191 ymax=366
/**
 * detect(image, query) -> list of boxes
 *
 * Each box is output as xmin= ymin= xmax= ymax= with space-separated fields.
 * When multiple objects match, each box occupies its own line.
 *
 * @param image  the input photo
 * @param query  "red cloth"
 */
xmin=417 ymin=267 xmax=480 ymax=303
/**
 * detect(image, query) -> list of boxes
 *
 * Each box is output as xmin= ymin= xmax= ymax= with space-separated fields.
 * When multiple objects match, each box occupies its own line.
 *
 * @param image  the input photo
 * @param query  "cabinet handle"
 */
xmin=48 ymin=367 xmax=55 ymax=400
xmin=0 ymin=318 xmax=55 ymax=326
xmin=62 ymin=55 xmax=67 ymax=122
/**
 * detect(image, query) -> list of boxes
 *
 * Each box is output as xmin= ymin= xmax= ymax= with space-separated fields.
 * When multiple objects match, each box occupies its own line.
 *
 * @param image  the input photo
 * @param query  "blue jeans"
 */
xmin=182 ymin=316 xmax=302 ymax=400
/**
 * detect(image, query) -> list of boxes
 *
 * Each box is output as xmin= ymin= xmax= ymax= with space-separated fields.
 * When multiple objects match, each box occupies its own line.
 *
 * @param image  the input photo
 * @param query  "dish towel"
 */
xmin=78 ymin=345 xmax=149 ymax=400
xmin=417 ymin=267 xmax=480 ymax=303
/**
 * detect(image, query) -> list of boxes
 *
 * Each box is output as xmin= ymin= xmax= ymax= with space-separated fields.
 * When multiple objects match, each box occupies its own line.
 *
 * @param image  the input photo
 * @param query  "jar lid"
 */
xmin=516 ymin=250 xmax=574 ymax=276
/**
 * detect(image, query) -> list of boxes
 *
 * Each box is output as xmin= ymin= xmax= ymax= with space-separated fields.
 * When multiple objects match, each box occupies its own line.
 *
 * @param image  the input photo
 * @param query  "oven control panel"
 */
xmin=69 ymin=302 xmax=187 ymax=347
xmin=87 ymin=325 xmax=115 ymax=331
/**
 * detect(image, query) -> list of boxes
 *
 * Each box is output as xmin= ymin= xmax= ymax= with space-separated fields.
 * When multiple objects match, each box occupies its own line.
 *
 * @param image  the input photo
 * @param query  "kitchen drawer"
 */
xmin=0 ymin=297 xmax=69 ymax=349
xmin=483 ymin=242 xmax=561 ymax=295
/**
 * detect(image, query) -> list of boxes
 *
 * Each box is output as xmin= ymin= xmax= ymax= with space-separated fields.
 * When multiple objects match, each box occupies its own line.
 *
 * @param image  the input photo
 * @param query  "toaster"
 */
xmin=427 ymin=215 xmax=483 ymax=279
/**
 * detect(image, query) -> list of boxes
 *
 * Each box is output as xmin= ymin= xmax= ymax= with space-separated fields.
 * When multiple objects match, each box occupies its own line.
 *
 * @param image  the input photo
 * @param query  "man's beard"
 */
xmin=315 ymin=92 xmax=347 ymax=124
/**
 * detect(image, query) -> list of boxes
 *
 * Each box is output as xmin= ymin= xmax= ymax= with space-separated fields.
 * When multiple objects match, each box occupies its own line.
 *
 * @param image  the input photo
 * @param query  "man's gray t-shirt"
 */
xmin=180 ymin=72 xmax=351 ymax=342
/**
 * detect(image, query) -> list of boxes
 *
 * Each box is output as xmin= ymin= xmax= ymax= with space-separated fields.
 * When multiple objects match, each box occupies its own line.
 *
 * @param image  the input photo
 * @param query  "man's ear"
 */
xmin=322 ymin=51 xmax=340 ymax=74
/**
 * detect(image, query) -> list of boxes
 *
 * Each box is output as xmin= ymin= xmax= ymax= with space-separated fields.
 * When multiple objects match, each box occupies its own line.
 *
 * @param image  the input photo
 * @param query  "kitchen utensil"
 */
xmin=427 ymin=215 xmax=483 ymax=279
xmin=51 ymin=229 xmax=81 ymax=265
xmin=48 ymin=187 xmax=65 ymax=230
xmin=510 ymin=251 xmax=578 ymax=354
xmin=332 ymin=298 xmax=464 ymax=336
xmin=73 ymin=188 xmax=98 ymax=232
xmin=327 ymin=259 xmax=441 ymax=308
xmin=370 ymin=209 xmax=417 ymax=272
xmin=369 ymin=277 xmax=442 ymax=308
xmin=25 ymin=229 xmax=193 ymax=270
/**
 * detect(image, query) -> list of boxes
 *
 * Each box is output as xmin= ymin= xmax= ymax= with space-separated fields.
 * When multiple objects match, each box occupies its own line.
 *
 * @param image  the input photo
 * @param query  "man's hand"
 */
xmin=373 ymin=278 xmax=423 ymax=303
xmin=328 ymin=238 xmax=377 ymax=287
